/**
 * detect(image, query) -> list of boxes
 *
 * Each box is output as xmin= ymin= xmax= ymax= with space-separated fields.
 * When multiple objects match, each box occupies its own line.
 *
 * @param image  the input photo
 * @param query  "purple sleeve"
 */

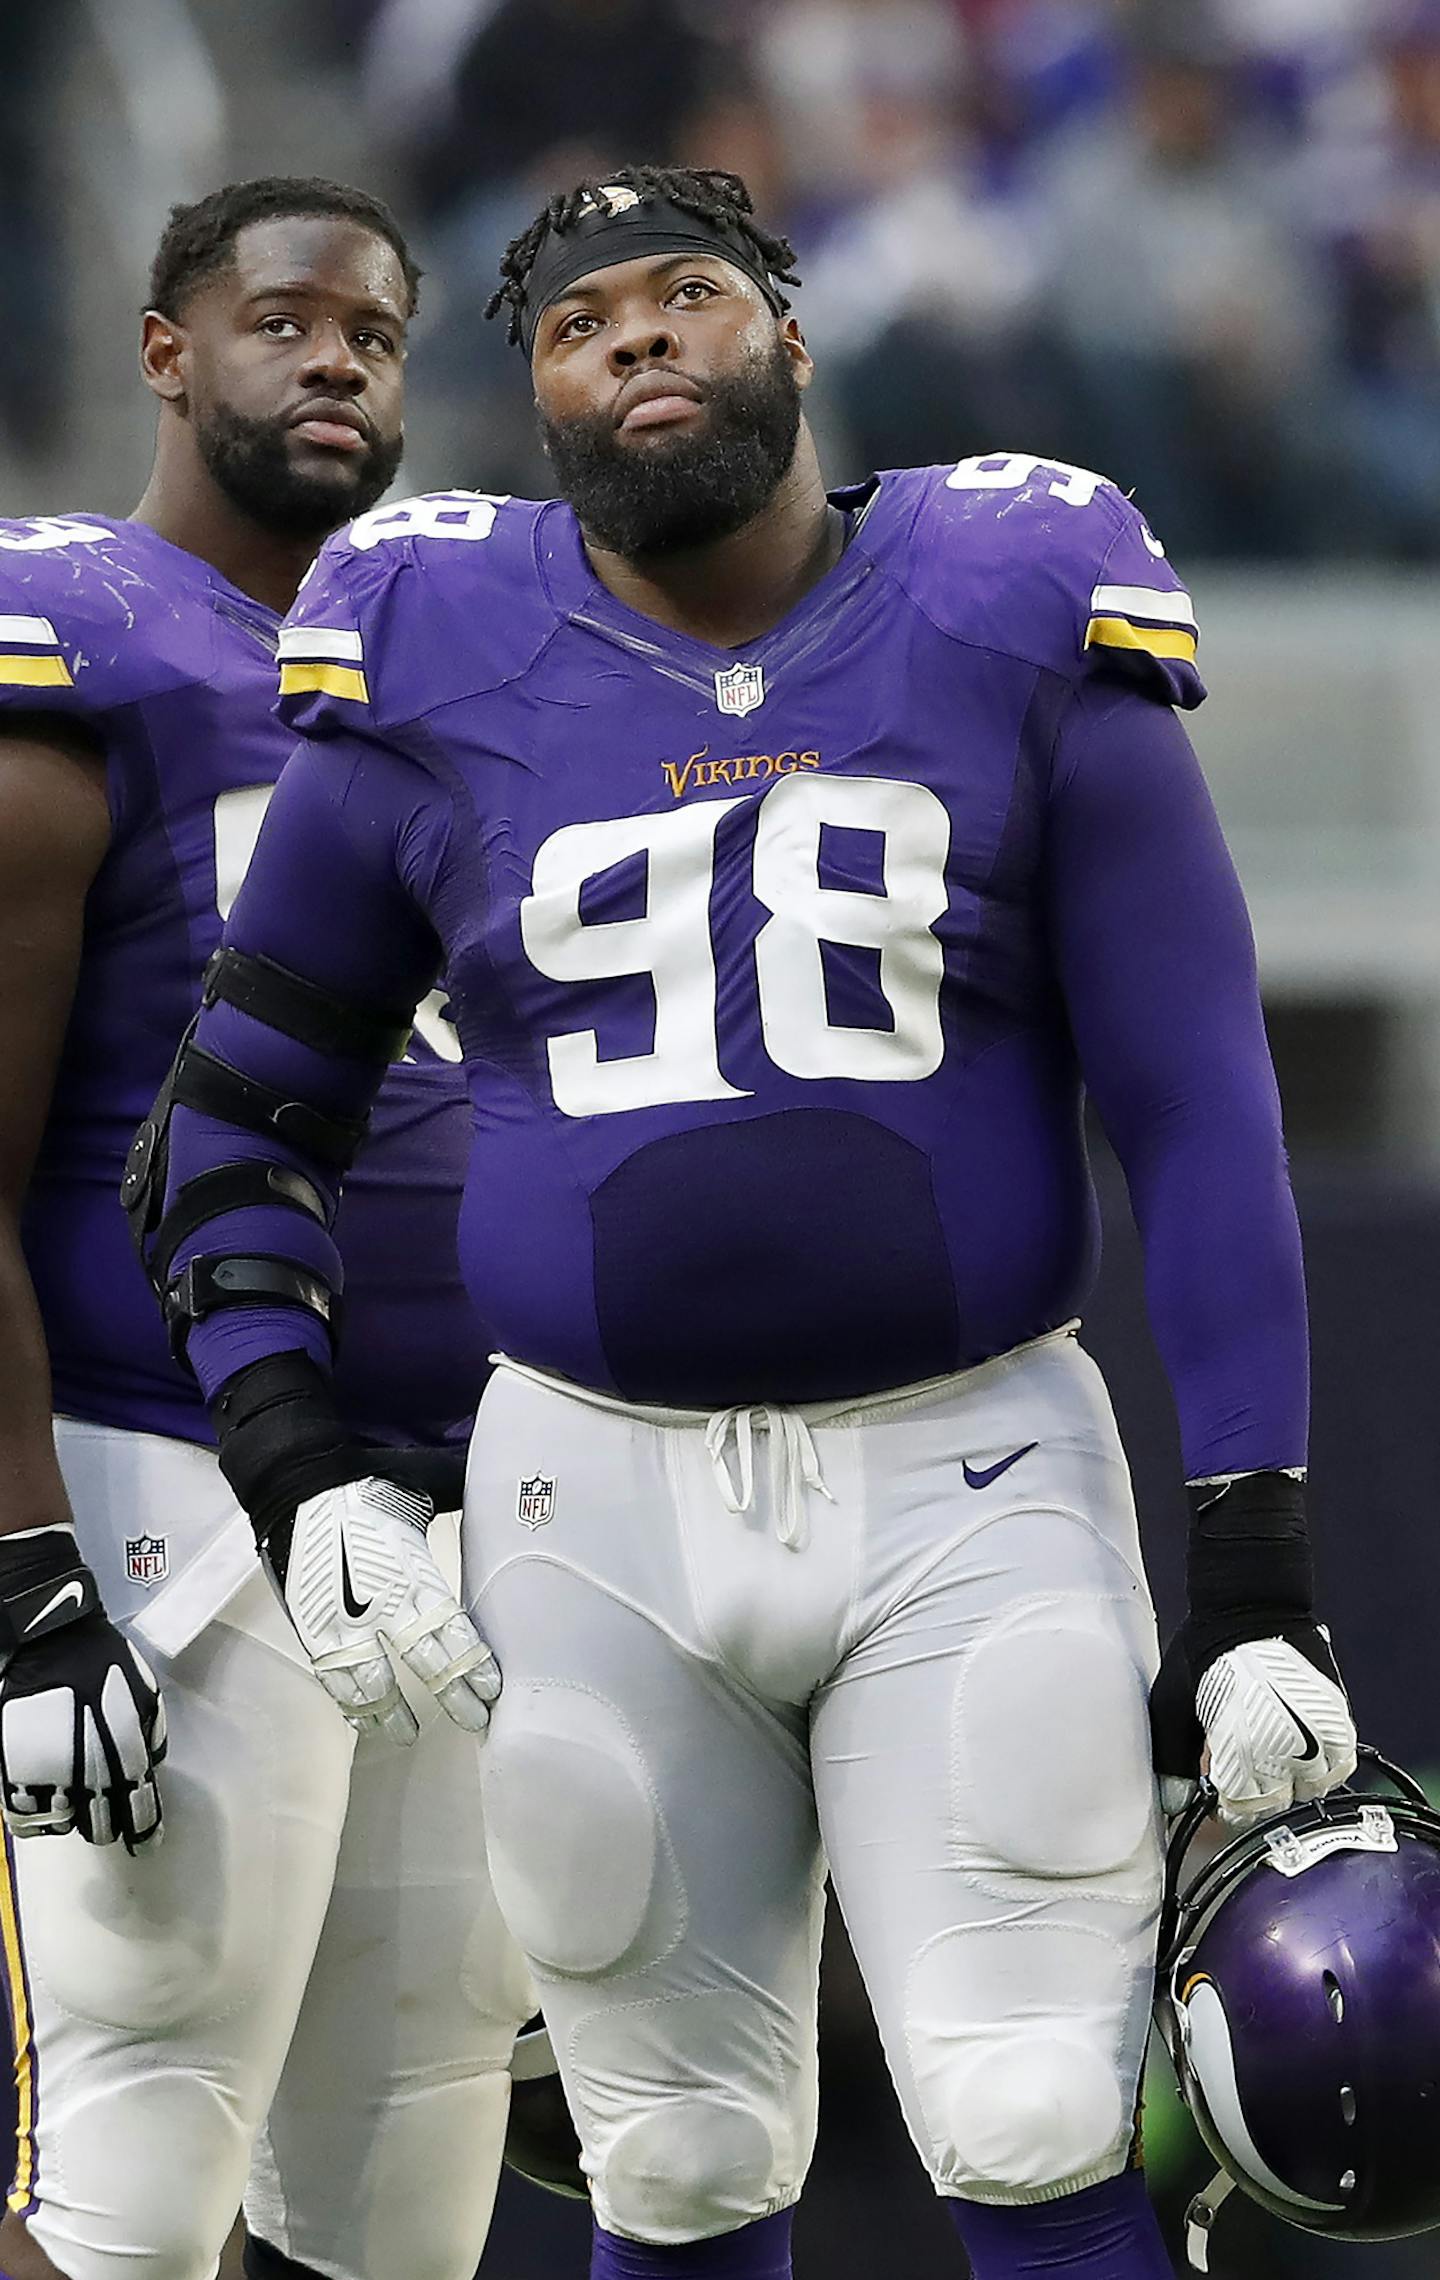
xmin=164 ymin=736 xmax=451 ymax=1401
xmin=1046 ymin=683 xmax=1308 ymax=1476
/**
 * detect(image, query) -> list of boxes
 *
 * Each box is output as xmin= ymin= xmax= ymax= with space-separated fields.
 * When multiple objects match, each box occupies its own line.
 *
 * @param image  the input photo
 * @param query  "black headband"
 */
xmin=519 ymin=189 xmax=786 ymax=356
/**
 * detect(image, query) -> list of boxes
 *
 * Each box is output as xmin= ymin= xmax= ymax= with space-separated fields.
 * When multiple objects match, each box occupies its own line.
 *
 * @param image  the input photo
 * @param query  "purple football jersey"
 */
xmin=0 ymin=512 xmax=484 ymax=1446
xmin=170 ymin=458 xmax=1308 ymax=1476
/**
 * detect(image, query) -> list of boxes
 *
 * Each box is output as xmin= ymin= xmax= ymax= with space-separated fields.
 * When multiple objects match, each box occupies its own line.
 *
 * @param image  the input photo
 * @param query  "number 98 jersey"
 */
xmin=272 ymin=460 xmax=1210 ymax=1409
xmin=0 ymin=514 xmax=483 ymax=1447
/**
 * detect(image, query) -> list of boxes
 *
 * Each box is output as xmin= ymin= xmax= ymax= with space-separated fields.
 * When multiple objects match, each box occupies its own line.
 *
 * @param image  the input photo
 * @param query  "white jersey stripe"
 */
xmin=0 ymin=614 xmax=61 ymax=647
xmin=276 ymin=626 xmax=365 ymax=663
xmin=1089 ymin=584 xmax=1196 ymax=629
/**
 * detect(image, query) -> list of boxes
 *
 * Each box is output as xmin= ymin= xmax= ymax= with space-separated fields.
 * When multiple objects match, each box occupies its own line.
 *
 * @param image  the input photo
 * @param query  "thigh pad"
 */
xmin=482 ymin=1682 xmax=685 ymax=1980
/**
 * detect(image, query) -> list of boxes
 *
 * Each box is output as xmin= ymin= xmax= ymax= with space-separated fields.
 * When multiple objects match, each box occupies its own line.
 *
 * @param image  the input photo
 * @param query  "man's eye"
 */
xmin=558 ymin=313 xmax=599 ymax=341
xmin=354 ymin=331 xmax=395 ymax=355
xmin=672 ymin=279 xmax=717 ymax=304
xmin=258 ymin=315 xmax=302 ymax=339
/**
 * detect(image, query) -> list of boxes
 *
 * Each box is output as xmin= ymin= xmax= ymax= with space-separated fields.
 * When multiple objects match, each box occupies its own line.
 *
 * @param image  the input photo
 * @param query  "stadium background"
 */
xmin=4 ymin=0 xmax=1440 ymax=2272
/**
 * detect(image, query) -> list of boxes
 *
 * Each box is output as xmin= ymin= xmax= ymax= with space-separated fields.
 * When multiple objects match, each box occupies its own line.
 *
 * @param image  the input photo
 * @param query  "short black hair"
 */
xmin=147 ymin=175 xmax=421 ymax=320
xmin=486 ymin=164 xmax=800 ymax=347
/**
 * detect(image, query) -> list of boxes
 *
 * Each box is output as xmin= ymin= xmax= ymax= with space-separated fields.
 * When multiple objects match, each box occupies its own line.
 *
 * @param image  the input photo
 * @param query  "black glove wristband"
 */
xmin=373 ymin=1445 xmax=469 ymax=1513
xmin=210 ymin=1355 xmax=473 ymax=1578
xmin=0 ymin=1528 xmax=103 ymax=1661
xmin=1184 ymin=1469 xmax=1314 ymax=1670
xmin=1150 ymin=1469 xmax=1333 ymax=1784
xmin=210 ymin=1352 xmax=369 ymax=1551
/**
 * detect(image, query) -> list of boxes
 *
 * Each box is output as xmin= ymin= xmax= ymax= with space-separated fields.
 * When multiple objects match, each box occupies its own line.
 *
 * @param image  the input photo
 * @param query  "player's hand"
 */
xmin=1151 ymin=1624 xmax=1356 ymax=1826
xmin=266 ymin=1477 xmax=498 ymax=1745
xmin=0 ymin=1528 xmax=166 ymax=1850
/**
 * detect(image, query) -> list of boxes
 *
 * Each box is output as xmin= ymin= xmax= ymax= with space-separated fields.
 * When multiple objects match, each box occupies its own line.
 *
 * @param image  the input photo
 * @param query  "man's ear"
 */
xmin=780 ymin=314 xmax=814 ymax=392
xmin=140 ymin=309 xmax=189 ymax=406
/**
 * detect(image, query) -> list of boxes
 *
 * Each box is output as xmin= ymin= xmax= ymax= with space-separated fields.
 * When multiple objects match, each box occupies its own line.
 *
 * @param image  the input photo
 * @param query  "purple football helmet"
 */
xmin=1155 ymin=1748 xmax=1440 ymax=2266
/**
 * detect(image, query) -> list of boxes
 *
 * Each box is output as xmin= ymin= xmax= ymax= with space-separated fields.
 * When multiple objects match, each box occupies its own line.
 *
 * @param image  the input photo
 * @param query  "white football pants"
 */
xmin=465 ymin=1327 xmax=1165 ymax=2246
xmin=3 ymin=1421 xmax=534 ymax=2280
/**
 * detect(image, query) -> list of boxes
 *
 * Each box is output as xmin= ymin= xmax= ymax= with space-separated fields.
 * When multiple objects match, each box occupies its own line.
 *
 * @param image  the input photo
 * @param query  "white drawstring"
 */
xmin=702 ymin=1404 xmax=834 ymax=1551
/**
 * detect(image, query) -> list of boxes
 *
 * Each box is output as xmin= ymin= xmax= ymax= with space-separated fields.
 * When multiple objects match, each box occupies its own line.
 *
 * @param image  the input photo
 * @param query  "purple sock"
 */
xmin=590 ymin=2210 xmax=793 ymax=2280
xmin=948 ymin=2171 xmax=1173 ymax=2277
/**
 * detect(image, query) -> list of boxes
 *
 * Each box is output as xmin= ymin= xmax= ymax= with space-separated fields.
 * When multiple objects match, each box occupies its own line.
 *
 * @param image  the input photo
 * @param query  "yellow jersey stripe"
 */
xmin=0 ymin=1837 xmax=35 ymax=2211
xmin=1085 ymin=616 xmax=1197 ymax=663
xmin=278 ymin=662 xmax=369 ymax=703
xmin=0 ymin=654 xmax=73 ymax=688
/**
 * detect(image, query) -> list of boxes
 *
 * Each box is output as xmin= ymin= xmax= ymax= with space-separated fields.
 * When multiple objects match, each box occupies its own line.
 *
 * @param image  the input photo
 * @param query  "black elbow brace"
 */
xmin=123 ymin=943 xmax=410 ymax=1268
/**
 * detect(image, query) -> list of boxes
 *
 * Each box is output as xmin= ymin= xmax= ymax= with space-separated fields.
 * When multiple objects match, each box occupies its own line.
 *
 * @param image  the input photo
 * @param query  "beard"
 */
xmin=539 ymin=334 xmax=803 ymax=559
xmin=194 ymin=401 xmax=404 ymax=540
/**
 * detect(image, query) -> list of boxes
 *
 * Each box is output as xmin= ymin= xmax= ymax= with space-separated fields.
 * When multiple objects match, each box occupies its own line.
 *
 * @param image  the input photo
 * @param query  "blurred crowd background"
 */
xmin=12 ymin=0 xmax=1440 ymax=555
xmin=4 ymin=2 xmax=1440 ymax=2275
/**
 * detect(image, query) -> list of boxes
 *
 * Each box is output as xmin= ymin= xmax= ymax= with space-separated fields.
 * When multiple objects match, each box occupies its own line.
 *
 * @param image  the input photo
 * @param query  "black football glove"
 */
xmin=1149 ymin=1471 xmax=1356 ymax=1826
xmin=0 ymin=1526 xmax=167 ymax=1850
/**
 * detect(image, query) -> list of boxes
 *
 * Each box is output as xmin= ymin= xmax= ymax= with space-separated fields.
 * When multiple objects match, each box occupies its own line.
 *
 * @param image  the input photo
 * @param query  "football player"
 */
xmin=0 ymin=179 xmax=535 ymax=2280
xmin=150 ymin=166 xmax=1358 ymax=2280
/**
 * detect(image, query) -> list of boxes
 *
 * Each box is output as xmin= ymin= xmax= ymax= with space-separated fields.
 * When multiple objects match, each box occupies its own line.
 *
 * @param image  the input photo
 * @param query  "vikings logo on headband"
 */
xmin=519 ymin=187 xmax=787 ymax=356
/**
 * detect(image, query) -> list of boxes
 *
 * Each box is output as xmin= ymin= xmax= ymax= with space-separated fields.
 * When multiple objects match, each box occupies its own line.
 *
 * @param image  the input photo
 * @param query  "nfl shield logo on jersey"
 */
xmin=516 ymin=1475 xmax=556 ymax=1530
xmin=714 ymin=662 xmax=765 ymax=717
xmin=125 ymin=1534 xmax=169 ymax=1587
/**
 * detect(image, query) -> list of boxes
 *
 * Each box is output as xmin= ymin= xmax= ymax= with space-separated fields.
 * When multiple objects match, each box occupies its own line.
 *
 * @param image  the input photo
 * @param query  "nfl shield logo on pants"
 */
xmin=125 ymin=1534 xmax=169 ymax=1587
xmin=516 ymin=1475 xmax=556 ymax=1530
xmin=714 ymin=662 xmax=765 ymax=717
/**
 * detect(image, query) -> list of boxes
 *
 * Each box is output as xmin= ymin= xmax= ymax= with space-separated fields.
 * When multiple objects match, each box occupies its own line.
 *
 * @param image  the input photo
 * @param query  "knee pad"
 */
xmin=944 ymin=2035 xmax=1125 ymax=2197
xmin=482 ymin=1683 xmax=683 ymax=1979
xmin=907 ymin=1920 xmax=1140 ymax=2198
xmin=597 ymin=2100 xmax=783 ymax=2244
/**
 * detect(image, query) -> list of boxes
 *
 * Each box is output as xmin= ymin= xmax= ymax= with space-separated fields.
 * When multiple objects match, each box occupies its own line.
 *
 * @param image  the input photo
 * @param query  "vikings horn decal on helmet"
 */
xmin=1155 ymin=1746 xmax=1440 ymax=2271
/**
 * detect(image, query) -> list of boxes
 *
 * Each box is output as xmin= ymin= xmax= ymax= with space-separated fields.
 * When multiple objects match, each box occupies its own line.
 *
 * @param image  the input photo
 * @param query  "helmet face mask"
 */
xmin=1156 ymin=1751 xmax=1440 ymax=2255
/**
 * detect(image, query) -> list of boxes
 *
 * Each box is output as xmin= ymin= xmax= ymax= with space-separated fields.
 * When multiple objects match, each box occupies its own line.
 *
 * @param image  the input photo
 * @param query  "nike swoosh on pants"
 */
xmin=962 ymin=1442 xmax=1038 ymax=1492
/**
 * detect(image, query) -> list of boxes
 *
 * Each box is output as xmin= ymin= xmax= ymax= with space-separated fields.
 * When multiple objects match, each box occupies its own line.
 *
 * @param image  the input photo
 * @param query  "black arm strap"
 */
xmin=123 ymin=1012 xmax=367 ymax=1268
xmin=171 ymin=1046 xmax=368 ymax=1170
xmin=124 ymin=935 xmax=399 ymax=1263
xmin=162 ymin=1252 xmax=340 ymax=1363
xmin=201 ymin=947 xmax=412 ymax=1066
xmin=146 ymin=1160 xmax=332 ymax=1294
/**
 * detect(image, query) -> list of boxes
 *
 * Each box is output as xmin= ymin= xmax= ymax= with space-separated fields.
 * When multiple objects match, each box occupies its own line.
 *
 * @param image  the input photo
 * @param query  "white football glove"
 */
xmin=0 ymin=1528 xmax=166 ymax=1850
xmin=272 ymin=1476 xmax=498 ymax=1745
xmin=1195 ymin=1635 xmax=1357 ymax=1827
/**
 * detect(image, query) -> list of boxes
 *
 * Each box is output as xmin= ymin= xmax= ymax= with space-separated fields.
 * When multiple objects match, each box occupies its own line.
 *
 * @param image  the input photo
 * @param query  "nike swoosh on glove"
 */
xmin=1195 ymin=1634 xmax=1357 ymax=1826
xmin=0 ymin=1617 xmax=167 ymax=1851
xmin=269 ymin=1477 xmax=499 ymax=1745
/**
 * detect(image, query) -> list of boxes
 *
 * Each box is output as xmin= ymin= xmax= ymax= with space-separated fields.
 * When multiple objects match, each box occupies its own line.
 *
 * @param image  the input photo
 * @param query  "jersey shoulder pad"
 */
xmin=0 ymin=514 xmax=210 ymax=726
xmin=278 ymin=490 xmax=552 ymax=737
xmin=889 ymin=455 xmax=1203 ymax=710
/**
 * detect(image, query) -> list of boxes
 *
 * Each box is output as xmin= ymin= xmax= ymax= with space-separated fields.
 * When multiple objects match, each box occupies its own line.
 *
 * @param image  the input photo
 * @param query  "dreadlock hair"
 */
xmin=486 ymin=165 xmax=800 ymax=347
xmin=147 ymin=176 xmax=422 ymax=320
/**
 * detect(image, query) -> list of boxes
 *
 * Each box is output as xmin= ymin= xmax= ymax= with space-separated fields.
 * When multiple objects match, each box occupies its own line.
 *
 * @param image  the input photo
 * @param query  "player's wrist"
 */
xmin=0 ymin=1524 xmax=104 ymax=1661
xmin=1181 ymin=1469 xmax=1316 ymax=1670
xmin=209 ymin=1350 xmax=368 ymax=1548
